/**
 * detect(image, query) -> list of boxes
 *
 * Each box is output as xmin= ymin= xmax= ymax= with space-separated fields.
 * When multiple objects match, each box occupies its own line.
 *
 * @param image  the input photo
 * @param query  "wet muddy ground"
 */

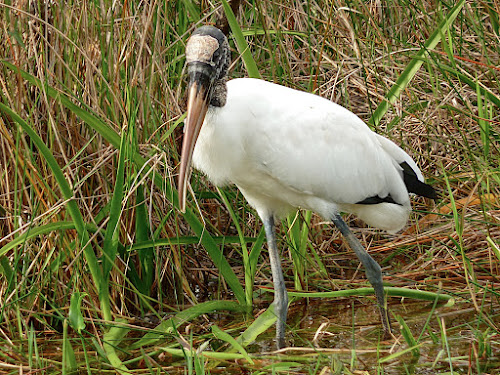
xmin=192 ymin=297 xmax=500 ymax=374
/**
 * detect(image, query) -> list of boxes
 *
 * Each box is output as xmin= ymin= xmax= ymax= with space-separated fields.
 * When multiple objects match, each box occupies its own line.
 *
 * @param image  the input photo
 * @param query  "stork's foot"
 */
xmin=379 ymin=305 xmax=393 ymax=339
xmin=273 ymin=292 xmax=289 ymax=349
xmin=372 ymin=279 xmax=392 ymax=338
xmin=276 ymin=331 xmax=286 ymax=350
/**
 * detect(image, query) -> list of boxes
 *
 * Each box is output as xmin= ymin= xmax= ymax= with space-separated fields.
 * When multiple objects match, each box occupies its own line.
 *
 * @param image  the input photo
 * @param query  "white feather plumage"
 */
xmin=193 ymin=78 xmax=422 ymax=232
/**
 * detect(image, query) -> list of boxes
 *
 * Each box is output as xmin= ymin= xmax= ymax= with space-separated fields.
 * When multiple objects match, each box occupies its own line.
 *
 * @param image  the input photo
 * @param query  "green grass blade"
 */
xmin=379 ymin=342 xmax=425 ymax=363
xmin=248 ymin=227 xmax=265 ymax=279
xmin=486 ymin=236 xmax=500 ymax=262
xmin=0 ymin=256 xmax=13 ymax=281
xmin=181 ymin=0 xmax=200 ymax=22
xmin=126 ymin=85 xmax=154 ymax=298
xmin=130 ymin=235 xmax=258 ymax=250
xmin=287 ymin=213 xmax=304 ymax=290
xmin=395 ymin=315 xmax=420 ymax=358
xmin=62 ymin=320 xmax=78 ymax=374
xmin=286 ymin=211 xmax=312 ymax=291
xmin=236 ymin=305 xmax=278 ymax=347
xmin=102 ymin=124 xmax=127 ymax=279
xmin=212 ymin=325 xmax=254 ymax=364
xmin=98 ymin=98 xmax=129 ymax=321
xmin=69 ymin=292 xmax=86 ymax=334
xmin=487 ymin=0 xmax=500 ymax=36
xmin=221 ymin=0 xmax=262 ymax=79
xmin=476 ymin=76 xmax=490 ymax=156
xmin=135 ymin=184 xmax=154 ymax=296
xmin=159 ymin=347 xmax=253 ymax=361
xmin=368 ymin=0 xmax=466 ymax=128
xmin=102 ymin=319 xmax=130 ymax=373
xmin=218 ymin=188 xmax=253 ymax=307
xmin=131 ymin=301 xmax=245 ymax=349
xmin=285 ymin=286 xmax=455 ymax=305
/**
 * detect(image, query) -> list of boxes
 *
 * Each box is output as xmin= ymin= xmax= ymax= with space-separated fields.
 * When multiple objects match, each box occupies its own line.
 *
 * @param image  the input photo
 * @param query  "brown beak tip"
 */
xmin=177 ymin=181 xmax=187 ymax=213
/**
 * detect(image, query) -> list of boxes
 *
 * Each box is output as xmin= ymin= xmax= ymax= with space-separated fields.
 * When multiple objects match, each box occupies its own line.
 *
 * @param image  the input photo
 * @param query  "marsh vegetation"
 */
xmin=0 ymin=0 xmax=499 ymax=373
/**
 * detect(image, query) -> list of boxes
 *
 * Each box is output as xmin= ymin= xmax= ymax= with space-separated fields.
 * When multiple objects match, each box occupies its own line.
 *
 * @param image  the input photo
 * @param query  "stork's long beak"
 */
xmin=178 ymin=80 xmax=210 ymax=212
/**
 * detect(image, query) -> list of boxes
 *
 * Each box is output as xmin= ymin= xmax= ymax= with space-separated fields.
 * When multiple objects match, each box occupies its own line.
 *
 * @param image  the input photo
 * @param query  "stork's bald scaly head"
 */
xmin=178 ymin=26 xmax=230 ymax=212
xmin=185 ymin=26 xmax=230 ymax=103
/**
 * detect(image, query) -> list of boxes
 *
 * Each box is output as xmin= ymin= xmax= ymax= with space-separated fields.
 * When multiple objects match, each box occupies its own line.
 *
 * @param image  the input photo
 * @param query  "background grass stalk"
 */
xmin=0 ymin=102 xmax=103 ymax=294
xmin=218 ymin=188 xmax=253 ymax=310
xmin=368 ymin=0 xmax=466 ymax=128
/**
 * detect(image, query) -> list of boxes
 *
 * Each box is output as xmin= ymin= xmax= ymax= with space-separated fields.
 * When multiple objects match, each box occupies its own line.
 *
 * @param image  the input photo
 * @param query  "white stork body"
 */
xmin=179 ymin=26 xmax=436 ymax=349
xmin=193 ymin=78 xmax=421 ymax=232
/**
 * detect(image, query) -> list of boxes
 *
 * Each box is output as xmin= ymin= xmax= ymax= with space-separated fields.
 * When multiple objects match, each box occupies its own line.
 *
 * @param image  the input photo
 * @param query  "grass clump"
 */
xmin=1 ymin=0 xmax=499 ymax=373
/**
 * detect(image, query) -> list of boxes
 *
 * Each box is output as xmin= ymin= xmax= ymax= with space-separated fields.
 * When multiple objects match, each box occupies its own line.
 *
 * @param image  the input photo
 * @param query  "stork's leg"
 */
xmin=332 ymin=213 xmax=392 ymax=335
xmin=262 ymin=215 xmax=288 ymax=349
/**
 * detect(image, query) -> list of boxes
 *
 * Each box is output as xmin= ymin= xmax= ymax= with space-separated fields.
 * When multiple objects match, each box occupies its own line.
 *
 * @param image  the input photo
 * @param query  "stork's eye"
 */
xmin=212 ymin=49 xmax=220 ymax=63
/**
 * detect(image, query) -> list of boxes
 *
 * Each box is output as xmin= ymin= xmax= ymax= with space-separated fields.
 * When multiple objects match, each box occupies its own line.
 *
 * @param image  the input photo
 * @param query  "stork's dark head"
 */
xmin=178 ymin=26 xmax=230 ymax=212
xmin=185 ymin=25 xmax=230 ymax=103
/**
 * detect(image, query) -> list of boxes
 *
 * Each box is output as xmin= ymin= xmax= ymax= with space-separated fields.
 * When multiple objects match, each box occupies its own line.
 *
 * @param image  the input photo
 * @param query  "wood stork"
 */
xmin=178 ymin=25 xmax=437 ymax=348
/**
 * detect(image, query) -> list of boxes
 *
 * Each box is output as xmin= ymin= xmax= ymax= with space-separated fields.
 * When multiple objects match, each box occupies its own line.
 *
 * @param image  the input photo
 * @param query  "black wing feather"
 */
xmin=357 ymin=195 xmax=398 ymax=205
xmin=356 ymin=161 xmax=438 ymax=205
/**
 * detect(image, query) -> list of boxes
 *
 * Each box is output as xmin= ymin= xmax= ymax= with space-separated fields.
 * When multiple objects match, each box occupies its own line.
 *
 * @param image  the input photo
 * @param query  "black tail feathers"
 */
xmin=400 ymin=161 xmax=438 ymax=200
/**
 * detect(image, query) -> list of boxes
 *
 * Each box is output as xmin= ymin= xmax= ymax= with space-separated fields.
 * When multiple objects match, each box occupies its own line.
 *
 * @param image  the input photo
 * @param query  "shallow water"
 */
xmin=207 ymin=297 xmax=500 ymax=374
